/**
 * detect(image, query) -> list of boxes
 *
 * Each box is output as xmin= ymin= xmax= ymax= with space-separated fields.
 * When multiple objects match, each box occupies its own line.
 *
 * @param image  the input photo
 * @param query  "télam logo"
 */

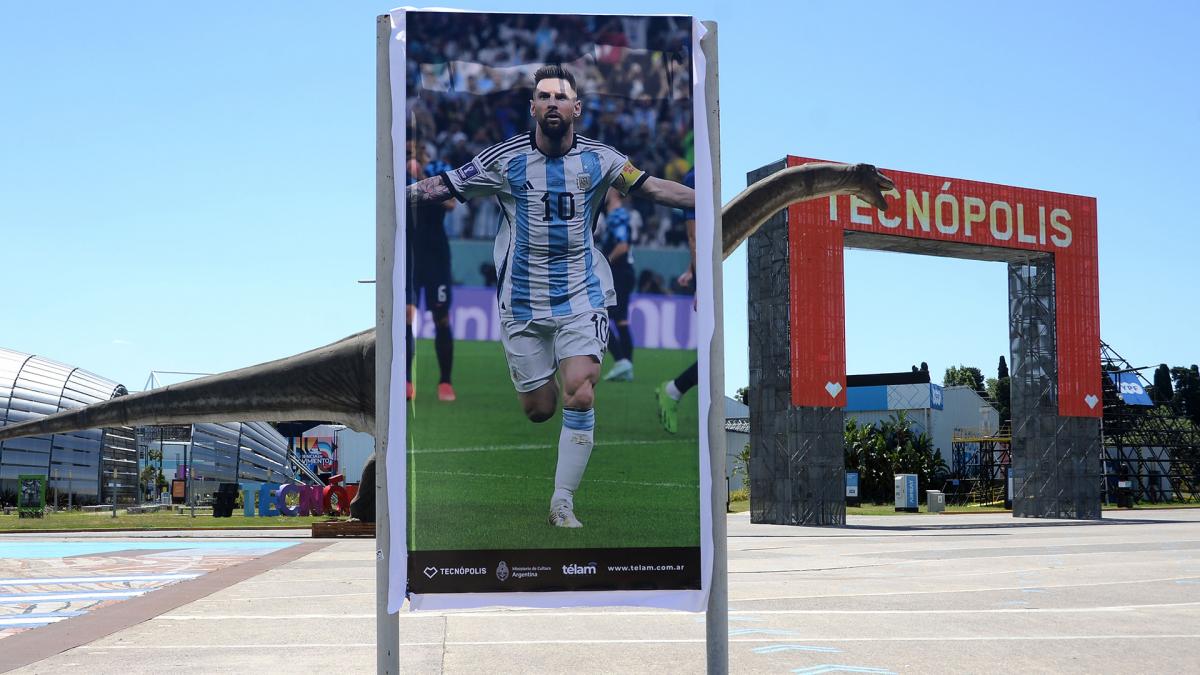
xmin=562 ymin=562 xmax=598 ymax=576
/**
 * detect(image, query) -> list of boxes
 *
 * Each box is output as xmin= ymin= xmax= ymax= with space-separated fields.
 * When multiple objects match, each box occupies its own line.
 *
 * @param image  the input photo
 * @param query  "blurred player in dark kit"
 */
xmin=405 ymin=140 xmax=458 ymax=402
xmin=600 ymin=187 xmax=637 ymax=382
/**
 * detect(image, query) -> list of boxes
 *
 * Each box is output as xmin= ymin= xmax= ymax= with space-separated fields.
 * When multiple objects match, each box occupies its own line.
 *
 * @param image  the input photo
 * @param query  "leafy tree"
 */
xmin=1173 ymin=365 xmax=1200 ymax=426
xmin=986 ymin=377 xmax=1012 ymax=428
xmin=734 ymin=444 xmax=750 ymax=488
xmin=735 ymin=386 xmax=750 ymax=406
xmin=986 ymin=356 xmax=1012 ymax=428
xmin=844 ymin=412 xmax=948 ymax=504
xmin=944 ymin=365 xmax=985 ymax=395
xmin=1152 ymin=364 xmax=1173 ymax=404
xmin=137 ymin=465 xmax=167 ymax=499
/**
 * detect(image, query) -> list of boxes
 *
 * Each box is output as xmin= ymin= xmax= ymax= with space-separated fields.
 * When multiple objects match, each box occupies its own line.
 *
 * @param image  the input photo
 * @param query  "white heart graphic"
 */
xmin=825 ymin=382 xmax=843 ymax=398
xmin=1084 ymin=394 xmax=1099 ymax=409
xmin=423 ymin=566 xmax=439 ymax=579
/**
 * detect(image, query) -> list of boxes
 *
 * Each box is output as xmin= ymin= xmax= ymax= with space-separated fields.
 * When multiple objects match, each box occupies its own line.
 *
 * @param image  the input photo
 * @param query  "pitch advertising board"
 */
xmin=386 ymin=9 xmax=715 ymax=612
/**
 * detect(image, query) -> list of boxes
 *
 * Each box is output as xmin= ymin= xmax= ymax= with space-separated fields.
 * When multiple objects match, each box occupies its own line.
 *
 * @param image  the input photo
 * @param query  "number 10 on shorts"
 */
xmin=591 ymin=314 xmax=609 ymax=343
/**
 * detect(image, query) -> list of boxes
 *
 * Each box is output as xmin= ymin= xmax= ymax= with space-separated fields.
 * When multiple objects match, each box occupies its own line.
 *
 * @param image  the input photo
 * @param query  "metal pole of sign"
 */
xmin=184 ymin=441 xmax=191 ymax=516
xmin=701 ymin=21 xmax=728 ymax=675
xmin=376 ymin=14 xmax=401 ymax=674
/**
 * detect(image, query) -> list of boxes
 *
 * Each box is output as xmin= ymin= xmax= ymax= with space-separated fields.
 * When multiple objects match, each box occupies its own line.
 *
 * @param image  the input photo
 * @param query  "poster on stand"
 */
xmin=386 ymin=9 xmax=716 ymax=612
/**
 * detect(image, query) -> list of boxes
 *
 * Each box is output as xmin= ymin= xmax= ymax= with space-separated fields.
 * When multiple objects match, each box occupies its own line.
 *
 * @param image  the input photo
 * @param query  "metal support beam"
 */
xmin=700 ymin=20 xmax=728 ymax=675
xmin=376 ymin=13 xmax=400 ymax=674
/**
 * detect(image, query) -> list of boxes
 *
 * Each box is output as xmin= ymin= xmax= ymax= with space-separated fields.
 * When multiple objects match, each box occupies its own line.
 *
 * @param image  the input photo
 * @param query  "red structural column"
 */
xmin=787 ymin=157 xmax=847 ymax=407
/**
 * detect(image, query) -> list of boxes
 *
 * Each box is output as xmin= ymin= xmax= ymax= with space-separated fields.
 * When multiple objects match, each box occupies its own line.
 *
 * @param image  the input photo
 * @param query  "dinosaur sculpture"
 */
xmin=0 ymin=162 xmax=893 ymax=521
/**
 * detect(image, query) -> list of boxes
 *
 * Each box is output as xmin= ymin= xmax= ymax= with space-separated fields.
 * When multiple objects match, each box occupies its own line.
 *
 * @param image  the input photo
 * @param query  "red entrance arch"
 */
xmin=785 ymin=156 xmax=1099 ymax=418
xmin=747 ymin=157 xmax=1102 ymax=525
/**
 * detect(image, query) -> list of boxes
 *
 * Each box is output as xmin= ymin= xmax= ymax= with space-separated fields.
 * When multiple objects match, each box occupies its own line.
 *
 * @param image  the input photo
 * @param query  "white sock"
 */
xmin=665 ymin=380 xmax=683 ymax=401
xmin=553 ymin=408 xmax=595 ymax=508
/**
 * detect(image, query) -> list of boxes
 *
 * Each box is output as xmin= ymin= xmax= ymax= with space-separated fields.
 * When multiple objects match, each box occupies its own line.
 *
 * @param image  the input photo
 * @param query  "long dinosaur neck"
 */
xmin=0 ymin=331 xmax=376 ymax=441
xmin=722 ymin=162 xmax=882 ymax=259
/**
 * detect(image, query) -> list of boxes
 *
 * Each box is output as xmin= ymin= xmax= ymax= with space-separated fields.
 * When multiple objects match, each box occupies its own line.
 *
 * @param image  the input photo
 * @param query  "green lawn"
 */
xmin=726 ymin=500 xmax=1008 ymax=515
xmin=0 ymin=510 xmax=332 ymax=531
xmin=406 ymin=338 xmax=700 ymax=551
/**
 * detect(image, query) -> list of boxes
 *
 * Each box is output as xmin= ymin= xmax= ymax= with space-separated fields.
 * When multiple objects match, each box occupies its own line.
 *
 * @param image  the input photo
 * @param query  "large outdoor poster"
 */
xmin=387 ymin=9 xmax=715 ymax=611
xmin=293 ymin=436 xmax=338 ymax=476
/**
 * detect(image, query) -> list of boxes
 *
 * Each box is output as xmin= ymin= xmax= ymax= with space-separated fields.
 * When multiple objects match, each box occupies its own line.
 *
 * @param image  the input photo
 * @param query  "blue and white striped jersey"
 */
xmin=443 ymin=132 xmax=646 ymax=321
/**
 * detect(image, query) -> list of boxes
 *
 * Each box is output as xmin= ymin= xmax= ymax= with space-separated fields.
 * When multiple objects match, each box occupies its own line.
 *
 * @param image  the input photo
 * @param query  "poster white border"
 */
xmin=387 ymin=8 xmax=715 ymax=613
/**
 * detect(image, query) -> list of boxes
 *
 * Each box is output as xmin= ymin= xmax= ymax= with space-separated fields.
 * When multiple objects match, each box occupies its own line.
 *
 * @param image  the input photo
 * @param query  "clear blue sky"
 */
xmin=2 ymin=1 xmax=1197 ymax=395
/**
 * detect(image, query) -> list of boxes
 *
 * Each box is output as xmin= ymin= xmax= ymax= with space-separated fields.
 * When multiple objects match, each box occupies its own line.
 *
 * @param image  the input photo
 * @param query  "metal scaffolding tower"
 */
xmin=1099 ymin=341 xmax=1200 ymax=503
xmin=1008 ymin=258 xmax=1102 ymax=519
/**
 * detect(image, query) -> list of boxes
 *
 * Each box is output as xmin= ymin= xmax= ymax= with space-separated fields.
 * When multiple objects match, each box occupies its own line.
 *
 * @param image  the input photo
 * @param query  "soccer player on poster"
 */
xmin=658 ymin=167 xmax=697 ymax=434
xmin=406 ymin=65 xmax=694 ymax=528
xmin=599 ymin=188 xmax=637 ymax=383
xmin=405 ymin=140 xmax=458 ymax=402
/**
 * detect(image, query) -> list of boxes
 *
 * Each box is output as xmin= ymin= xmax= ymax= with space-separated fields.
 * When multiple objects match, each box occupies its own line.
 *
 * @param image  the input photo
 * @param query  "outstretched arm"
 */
xmin=636 ymin=176 xmax=695 ymax=210
xmin=406 ymin=176 xmax=453 ymax=204
xmin=607 ymin=242 xmax=630 ymax=265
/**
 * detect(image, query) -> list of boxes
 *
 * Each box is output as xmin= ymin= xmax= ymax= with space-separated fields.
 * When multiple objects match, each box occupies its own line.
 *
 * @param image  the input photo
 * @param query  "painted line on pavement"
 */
xmin=85 ymin=634 xmax=1200 ymax=649
xmin=792 ymin=665 xmax=895 ymax=675
xmin=150 ymin=600 xmax=1200 ymax=621
xmin=186 ymin=591 xmax=375 ymax=601
xmin=0 ymin=574 xmax=199 ymax=586
xmin=753 ymin=645 xmax=843 ymax=654
xmin=0 ymin=617 xmax=69 ymax=627
xmin=0 ymin=591 xmax=147 ymax=603
xmin=733 ymin=575 xmax=1200 ymax=601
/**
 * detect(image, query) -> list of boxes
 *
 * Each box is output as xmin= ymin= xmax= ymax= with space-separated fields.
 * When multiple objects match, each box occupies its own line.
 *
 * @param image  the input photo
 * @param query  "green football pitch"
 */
xmin=406 ymin=338 xmax=700 ymax=551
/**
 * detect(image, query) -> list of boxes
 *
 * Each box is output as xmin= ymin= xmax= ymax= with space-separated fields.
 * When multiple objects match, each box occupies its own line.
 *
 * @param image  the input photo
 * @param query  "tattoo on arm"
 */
xmin=406 ymin=176 xmax=452 ymax=204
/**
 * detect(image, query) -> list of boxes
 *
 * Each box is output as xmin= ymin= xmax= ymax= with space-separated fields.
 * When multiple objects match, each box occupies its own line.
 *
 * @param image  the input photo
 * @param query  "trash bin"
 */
xmin=926 ymin=490 xmax=945 ymax=513
xmin=846 ymin=472 xmax=860 ymax=507
xmin=1116 ymin=480 xmax=1134 ymax=508
xmin=213 ymin=483 xmax=239 ymax=518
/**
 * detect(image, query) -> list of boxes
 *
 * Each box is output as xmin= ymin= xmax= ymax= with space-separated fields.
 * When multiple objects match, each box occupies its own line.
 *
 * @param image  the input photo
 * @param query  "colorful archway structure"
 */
xmin=748 ymin=157 xmax=1101 ymax=524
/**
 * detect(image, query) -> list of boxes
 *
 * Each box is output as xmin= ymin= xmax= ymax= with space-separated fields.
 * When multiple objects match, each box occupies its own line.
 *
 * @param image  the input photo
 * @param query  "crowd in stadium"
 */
xmin=405 ymin=13 xmax=695 ymax=250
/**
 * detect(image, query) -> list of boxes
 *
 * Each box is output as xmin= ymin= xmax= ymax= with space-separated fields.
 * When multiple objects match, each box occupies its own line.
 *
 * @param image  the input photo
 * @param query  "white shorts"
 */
xmin=500 ymin=310 xmax=609 ymax=393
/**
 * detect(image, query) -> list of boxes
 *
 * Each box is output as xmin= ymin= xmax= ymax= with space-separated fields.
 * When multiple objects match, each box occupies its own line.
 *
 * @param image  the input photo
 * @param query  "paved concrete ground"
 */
xmin=3 ymin=509 xmax=1199 ymax=673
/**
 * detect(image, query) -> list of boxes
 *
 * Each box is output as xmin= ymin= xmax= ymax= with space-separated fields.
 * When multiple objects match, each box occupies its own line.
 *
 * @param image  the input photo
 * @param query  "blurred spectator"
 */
xmin=480 ymin=263 xmax=497 ymax=287
xmin=638 ymin=269 xmax=668 ymax=295
xmin=406 ymin=12 xmax=695 ymax=249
